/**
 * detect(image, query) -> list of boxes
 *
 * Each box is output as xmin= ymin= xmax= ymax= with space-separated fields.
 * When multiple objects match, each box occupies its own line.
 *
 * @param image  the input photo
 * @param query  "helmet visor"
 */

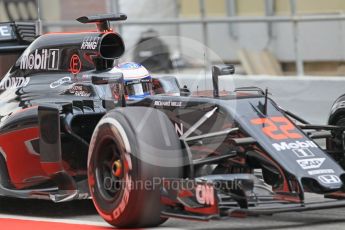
xmin=125 ymin=77 xmax=152 ymax=100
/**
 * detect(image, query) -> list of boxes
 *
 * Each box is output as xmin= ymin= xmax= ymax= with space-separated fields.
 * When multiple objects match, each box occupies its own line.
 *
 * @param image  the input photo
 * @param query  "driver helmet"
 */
xmin=112 ymin=62 xmax=153 ymax=101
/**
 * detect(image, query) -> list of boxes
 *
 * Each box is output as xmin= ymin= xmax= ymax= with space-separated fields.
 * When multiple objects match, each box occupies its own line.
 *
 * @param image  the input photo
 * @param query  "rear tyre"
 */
xmin=88 ymin=107 xmax=184 ymax=228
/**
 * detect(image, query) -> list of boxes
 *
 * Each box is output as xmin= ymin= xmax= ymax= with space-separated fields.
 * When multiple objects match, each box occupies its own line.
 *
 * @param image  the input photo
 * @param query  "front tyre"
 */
xmin=327 ymin=117 xmax=345 ymax=169
xmin=88 ymin=107 xmax=184 ymax=228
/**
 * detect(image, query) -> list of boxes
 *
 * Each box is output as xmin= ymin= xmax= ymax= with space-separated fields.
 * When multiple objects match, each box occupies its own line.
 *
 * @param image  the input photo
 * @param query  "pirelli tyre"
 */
xmin=88 ymin=107 xmax=184 ymax=228
xmin=327 ymin=117 xmax=345 ymax=168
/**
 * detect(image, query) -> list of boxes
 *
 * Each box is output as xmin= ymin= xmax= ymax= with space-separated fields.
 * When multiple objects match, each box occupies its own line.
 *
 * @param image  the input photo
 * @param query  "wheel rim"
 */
xmin=95 ymin=139 xmax=124 ymax=202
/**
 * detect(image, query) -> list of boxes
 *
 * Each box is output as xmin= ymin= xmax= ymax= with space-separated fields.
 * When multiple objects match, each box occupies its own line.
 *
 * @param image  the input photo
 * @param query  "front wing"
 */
xmin=160 ymin=174 xmax=345 ymax=221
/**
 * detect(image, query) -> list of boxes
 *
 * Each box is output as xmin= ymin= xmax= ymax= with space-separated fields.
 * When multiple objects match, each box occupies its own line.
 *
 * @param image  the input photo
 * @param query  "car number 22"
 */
xmin=251 ymin=116 xmax=302 ymax=140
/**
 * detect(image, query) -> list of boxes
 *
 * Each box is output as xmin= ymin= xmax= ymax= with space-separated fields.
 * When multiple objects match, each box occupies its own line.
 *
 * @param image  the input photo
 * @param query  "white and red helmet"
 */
xmin=110 ymin=62 xmax=152 ymax=101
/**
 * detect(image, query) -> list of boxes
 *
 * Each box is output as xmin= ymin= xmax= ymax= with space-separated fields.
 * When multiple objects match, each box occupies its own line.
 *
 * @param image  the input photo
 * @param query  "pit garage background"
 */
xmin=1 ymin=0 xmax=344 ymax=125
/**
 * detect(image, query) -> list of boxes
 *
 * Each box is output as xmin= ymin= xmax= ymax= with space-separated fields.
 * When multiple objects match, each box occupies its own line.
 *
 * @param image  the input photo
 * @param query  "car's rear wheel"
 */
xmin=88 ymin=107 xmax=184 ymax=228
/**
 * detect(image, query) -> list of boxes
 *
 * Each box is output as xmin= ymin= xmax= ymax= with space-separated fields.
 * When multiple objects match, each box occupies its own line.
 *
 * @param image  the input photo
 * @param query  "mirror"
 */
xmin=212 ymin=65 xmax=235 ymax=97
xmin=180 ymin=85 xmax=191 ymax=96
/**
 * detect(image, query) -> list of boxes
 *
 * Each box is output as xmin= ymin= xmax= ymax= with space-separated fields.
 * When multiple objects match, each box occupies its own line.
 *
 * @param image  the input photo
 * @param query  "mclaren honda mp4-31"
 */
xmin=1 ymin=14 xmax=345 ymax=228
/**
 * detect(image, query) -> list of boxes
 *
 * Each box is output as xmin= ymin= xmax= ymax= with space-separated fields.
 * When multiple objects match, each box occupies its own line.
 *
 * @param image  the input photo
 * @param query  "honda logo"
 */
xmin=318 ymin=175 xmax=341 ymax=184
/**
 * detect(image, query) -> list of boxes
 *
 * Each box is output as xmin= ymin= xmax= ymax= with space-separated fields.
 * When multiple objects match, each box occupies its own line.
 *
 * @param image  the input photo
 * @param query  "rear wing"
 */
xmin=0 ymin=22 xmax=38 ymax=54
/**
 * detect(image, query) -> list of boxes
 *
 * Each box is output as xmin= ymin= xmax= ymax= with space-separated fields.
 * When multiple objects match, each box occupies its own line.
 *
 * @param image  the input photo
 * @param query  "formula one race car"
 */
xmin=2 ymin=14 xmax=345 ymax=228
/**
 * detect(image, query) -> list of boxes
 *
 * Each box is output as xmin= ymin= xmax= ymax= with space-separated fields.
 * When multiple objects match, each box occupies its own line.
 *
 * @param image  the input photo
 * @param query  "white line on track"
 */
xmin=0 ymin=214 xmax=110 ymax=227
xmin=0 ymin=214 xmax=182 ymax=230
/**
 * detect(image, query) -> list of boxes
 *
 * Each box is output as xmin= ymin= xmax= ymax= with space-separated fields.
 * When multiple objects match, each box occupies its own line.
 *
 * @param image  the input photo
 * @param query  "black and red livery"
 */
xmin=1 ymin=14 xmax=345 ymax=228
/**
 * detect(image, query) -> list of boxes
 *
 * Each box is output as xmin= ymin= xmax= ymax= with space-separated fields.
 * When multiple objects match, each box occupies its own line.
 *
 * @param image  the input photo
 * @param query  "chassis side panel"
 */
xmin=0 ymin=126 xmax=45 ymax=188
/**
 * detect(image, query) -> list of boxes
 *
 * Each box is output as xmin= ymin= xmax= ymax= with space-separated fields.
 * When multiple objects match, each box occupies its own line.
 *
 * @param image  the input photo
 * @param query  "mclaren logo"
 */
xmin=50 ymin=77 xmax=71 ymax=89
xmin=272 ymin=141 xmax=317 ymax=152
xmin=20 ymin=49 xmax=59 ymax=70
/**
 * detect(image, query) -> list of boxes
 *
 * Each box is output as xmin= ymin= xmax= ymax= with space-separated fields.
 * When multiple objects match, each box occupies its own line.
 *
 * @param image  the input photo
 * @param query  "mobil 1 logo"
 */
xmin=292 ymin=148 xmax=315 ymax=158
xmin=272 ymin=140 xmax=317 ymax=158
xmin=20 ymin=49 xmax=60 ymax=70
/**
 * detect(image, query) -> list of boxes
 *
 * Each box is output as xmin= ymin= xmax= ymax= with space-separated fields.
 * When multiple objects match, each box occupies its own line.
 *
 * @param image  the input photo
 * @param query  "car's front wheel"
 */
xmin=88 ymin=107 xmax=184 ymax=228
xmin=327 ymin=116 xmax=345 ymax=169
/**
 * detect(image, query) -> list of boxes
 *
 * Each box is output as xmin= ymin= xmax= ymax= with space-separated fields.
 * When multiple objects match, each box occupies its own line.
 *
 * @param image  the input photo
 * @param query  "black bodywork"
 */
xmin=1 ymin=14 xmax=345 ymax=221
